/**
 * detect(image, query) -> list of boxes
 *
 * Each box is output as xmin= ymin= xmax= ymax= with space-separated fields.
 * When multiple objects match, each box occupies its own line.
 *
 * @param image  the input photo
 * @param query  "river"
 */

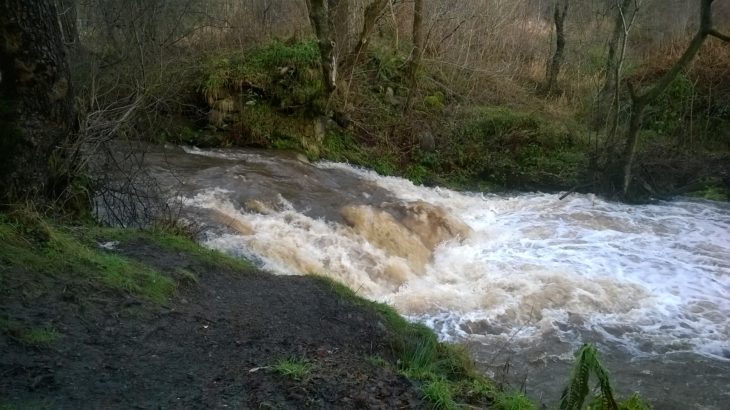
xmin=110 ymin=144 xmax=730 ymax=408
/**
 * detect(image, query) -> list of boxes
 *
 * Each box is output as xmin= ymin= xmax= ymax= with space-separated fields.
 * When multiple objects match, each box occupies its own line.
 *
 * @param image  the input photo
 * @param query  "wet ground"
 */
xmin=0 ymin=236 xmax=424 ymax=409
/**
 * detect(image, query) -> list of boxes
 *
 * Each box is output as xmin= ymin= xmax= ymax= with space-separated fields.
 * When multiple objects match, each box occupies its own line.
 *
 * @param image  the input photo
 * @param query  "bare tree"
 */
xmin=618 ymin=0 xmax=730 ymax=195
xmin=601 ymin=0 xmax=641 ymax=139
xmin=0 ymin=0 xmax=77 ymax=202
xmin=306 ymin=0 xmax=337 ymax=94
xmin=405 ymin=0 xmax=424 ymax=110
xmin=343 ymin=0 xmax=390 ymax=73
xmin=544 ymin=0 xmax=570 ymax=94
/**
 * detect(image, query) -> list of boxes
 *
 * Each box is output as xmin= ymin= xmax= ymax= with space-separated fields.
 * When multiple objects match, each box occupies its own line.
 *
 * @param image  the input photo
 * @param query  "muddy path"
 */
xmin=0 ymin=235 xmax=424 ymax=409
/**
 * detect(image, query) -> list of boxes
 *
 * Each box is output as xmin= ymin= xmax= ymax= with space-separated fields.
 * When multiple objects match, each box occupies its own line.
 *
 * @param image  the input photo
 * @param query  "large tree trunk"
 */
xmin=0 ymin=0 xmax=77 ymax=202
xmin=544 ymin=0 xmax=569 ymax=94
xmin=618 ymin=0 xmax=729 ymax=196
xmin=307 ymin=0 xmax=337 ymax=94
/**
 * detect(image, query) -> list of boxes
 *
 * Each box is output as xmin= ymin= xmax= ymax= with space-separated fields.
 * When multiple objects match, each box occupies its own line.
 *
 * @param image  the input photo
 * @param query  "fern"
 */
xmin=559 ymin=344 xmax=618 ymax=410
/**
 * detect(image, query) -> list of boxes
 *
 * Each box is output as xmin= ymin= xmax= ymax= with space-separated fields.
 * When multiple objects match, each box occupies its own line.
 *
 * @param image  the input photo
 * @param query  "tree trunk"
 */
xmin=343 ymin=0 xmax=389 ymax=73
xmin=544 ymin=0 xmax=569 ymax=94
xmin=597 ymin=0 xmax=637 ymax=138
xmin=306 ymin=0 xmax=337 ymax=94
xmin=618 ymin=0 xmax=729 ymax=196
xmin=328 ymin=0 xmax=350 ymax=65
xmin=55 ymin=0 xmax=80 ymax=47
xmin=405 ymin=0 xmax=424 ymax=111
xmin=0 ymin=0 xmax=77 ymax=202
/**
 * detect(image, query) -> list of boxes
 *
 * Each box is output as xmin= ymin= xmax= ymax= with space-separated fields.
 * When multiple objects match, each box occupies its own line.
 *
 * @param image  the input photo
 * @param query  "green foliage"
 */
xmin=559 ymin=344 xmax=618 ymax=410
xmin=493 ymin=391 xmax=538 ymax=410
xmin=645 ymin=74 xmax=694 ymax=138
xmin=426 ymin=106 xmax=585 ymax=190
xmin=273 ymin=357 xmax=314 ymax=381
xmin=424 ymin=92 xmax=446 ymax=111
xmin=689 ymin=180 xmax=729 ymax=202
xmin=202 ymin=40 xmax=325 ymax=114
xmin=372 ymin=156 xmax=397 ymax=176
xmin=617 ymin=393 xmax=652 ymax=410
xmin=422 ymin=378 xmax=456 ymax=410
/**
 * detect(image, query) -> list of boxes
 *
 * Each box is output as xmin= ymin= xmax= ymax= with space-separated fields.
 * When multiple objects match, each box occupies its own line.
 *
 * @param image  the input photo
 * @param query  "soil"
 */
xmin=0 ymin=237 xmax=425 ymax=409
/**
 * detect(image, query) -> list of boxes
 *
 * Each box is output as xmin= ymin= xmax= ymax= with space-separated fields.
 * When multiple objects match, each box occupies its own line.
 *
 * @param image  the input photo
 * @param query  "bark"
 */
xmin=0 ymin=0 xmax=77 ymax=201
xmin=328 ymin=0 xmax=350 ymax=63
xmin=600 ymin=0 xmax=633 ymax=103
xmin=601 ymin=0 xmax=638 ymax=140
xmin=544 ymin=0 xmax=569 ymax=94
xmin=619 ymin=0 xmax=729 ymax=196
xmin=306 ymin=0 xmax=337 ymax=93
xmin=405 ymin=0 xmax=424 ymax=111
xmin=343 ymin=0 xmax=389 ymax=73
xmin=55 ymin=0 xmax=80 ymax=47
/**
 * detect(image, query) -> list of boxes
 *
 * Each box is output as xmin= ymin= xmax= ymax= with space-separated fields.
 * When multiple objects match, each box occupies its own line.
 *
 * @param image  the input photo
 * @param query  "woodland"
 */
xmin=1 ymin=0 xmax=729 ymax=409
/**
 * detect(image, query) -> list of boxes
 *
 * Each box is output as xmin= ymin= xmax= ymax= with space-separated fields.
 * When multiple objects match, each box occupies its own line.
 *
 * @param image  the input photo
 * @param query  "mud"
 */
xmin=0 ymin=238 xmax=424 ymax=409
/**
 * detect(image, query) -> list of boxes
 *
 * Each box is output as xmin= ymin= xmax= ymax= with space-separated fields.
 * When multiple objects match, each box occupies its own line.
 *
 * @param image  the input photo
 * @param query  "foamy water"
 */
xmin=173 ymin=150 xmax=730 ymax=363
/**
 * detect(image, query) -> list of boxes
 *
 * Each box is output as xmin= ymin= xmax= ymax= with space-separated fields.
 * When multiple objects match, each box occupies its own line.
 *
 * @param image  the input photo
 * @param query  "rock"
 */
xmin=418 ymin=131 xmax=436 ymax=152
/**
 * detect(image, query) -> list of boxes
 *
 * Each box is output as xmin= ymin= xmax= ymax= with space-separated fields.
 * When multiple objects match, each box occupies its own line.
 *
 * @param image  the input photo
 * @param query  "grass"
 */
xmin=0 ymin=212 xmax=175 ymax=304
xmin=0 ymin=400 xmax=53 ymax=410
xmin=312 ymin=275 xmax=650 ymax=410
xmin=0 ymin=319 xmax=57 ymax=347
xmin=273 ymin=357 xmax=315 ymax=381
xmin=311 ymin=274 xmax=500 ymax=408
xmin=88 ymin=225 xmax=255 ymax=272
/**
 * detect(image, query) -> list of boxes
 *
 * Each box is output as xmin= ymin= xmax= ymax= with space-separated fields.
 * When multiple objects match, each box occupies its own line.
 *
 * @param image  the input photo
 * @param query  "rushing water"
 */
xmin=132 ymin=144 xmax=730 ymax=408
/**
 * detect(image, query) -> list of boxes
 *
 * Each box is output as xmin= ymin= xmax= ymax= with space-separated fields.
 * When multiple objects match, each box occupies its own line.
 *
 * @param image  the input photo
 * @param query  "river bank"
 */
xmin=69 ymin=143 xmax=730 ymax=408
xmin=0 ymin=212 xmax=505 ymax=409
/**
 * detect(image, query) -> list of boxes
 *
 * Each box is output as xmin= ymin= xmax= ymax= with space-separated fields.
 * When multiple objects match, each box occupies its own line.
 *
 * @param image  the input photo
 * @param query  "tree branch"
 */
xmin=709 ymin=29 xmax=730 ymax=42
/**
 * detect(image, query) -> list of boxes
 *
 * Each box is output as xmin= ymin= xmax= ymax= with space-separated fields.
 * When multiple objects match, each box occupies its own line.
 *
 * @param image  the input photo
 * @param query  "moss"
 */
xmin=688 ymin=179 xmax=729 ymax=202
xmin=201 ymin=40 xmax=325 ymax=116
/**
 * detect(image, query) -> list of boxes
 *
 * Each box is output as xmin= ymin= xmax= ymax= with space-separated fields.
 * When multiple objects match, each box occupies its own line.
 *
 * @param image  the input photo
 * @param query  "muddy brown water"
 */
xmin=101 ymin=144 xmax=730 ymax=409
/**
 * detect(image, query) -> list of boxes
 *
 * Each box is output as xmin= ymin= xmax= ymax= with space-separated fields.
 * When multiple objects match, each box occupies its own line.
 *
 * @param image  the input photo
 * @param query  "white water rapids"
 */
xmin=128 ymin=145 xmax=730 ymax=407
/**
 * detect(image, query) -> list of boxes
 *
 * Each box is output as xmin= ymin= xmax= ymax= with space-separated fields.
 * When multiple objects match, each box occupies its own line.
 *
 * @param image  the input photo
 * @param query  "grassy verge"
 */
xmin=312 ymin=275 xmax=533 ymax=409
xmin=0 ymin=211 xmax=175 ymax=304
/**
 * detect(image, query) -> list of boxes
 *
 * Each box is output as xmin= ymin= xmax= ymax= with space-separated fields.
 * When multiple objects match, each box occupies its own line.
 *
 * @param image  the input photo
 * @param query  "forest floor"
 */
xmin=0 ymin=215 xmax=495 ymax=409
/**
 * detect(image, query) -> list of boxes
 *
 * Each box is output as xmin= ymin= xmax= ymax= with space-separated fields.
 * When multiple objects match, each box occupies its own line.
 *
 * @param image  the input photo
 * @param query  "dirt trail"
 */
xmin=1 ymin=237 xmax=424 ymax=409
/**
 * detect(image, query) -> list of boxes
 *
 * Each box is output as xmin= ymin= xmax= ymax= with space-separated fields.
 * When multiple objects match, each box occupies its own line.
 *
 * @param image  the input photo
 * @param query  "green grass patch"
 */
xmin=492 ymin=391 xmax=537 ymax=410
xmin=0 ymin=399 xmax=53 ymax=410
xmin=202 ymin=40 xmax=325 ymax=114
xmin=422 ymin=378 xmax=457 ymax=409
xmin=311 ymin=275 xmax=494 ymax=408
xmin=0 ymin=212 xmax=174 ymax=303
xmin=272 ymin=357 xmax=315 ymax=381
xmin=0 ymin=319 xmax=58 ymax=347
xmin=89 ymin=226 xmax=255 ymax=272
